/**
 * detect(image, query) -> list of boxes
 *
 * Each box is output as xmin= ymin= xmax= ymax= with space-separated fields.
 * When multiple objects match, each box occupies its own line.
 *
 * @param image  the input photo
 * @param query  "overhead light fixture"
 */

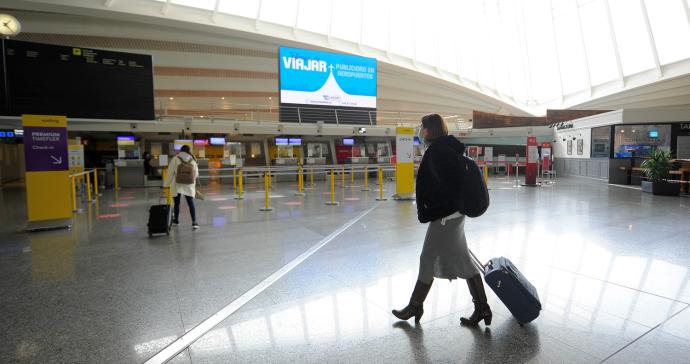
xmin=221 ymin=97 xmax=225 ymax=100
xmin=169 ymin=97 xmax=174 ymax=100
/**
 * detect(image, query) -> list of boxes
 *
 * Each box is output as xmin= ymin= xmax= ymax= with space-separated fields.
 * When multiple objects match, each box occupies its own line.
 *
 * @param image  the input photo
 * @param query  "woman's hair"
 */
xmin=421 ymin=114 xmax=449 ymax=140
xmin=180 ymin=145 xmax=191 ymax=154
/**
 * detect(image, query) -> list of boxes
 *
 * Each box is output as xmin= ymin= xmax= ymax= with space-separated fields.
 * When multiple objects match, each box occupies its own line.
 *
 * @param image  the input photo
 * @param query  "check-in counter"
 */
xmin=219 ymin=158 xmax=243 ymax=184
xmin=347 ymin=157 xmax=370 ymax=164
xmin=305 ymin=157 xmax=326 ymax=165
xmin=196 ymin=159 xmax=210 ymax=186
xmin=272 ymin=158 xmax=299 ymax=182
xmin=273 ymin=158 xmax=299 ymax=166
xmin=114 ymin=159 xmax=145 ymax=187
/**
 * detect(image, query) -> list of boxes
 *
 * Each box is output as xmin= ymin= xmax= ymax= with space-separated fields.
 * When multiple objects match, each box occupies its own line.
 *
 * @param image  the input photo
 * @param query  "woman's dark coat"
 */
xmin=416 ymin=135 xmax=466 ymax=223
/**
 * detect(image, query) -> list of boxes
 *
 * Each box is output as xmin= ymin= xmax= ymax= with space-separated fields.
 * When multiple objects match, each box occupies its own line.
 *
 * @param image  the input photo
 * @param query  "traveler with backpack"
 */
xmin=392 ymin=114 xmax=492 ymax=326
xmin=164 ymin=145 xmax=200 ymax=230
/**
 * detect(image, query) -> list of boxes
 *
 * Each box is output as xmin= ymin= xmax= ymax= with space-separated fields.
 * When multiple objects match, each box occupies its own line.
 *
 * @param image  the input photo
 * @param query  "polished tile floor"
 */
xmin=0 ymin=175 xmax=689 ymax=363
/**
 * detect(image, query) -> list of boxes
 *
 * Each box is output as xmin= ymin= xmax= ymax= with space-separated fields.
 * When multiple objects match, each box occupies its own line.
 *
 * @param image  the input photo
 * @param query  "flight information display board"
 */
xmin=3 ymin=39 xmax=154 ymax=120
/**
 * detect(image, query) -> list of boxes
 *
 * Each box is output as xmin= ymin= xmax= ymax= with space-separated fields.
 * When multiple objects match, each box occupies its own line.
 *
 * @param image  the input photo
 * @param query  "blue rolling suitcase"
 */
xmin=470 ymin=250 xmax=541 ymax=325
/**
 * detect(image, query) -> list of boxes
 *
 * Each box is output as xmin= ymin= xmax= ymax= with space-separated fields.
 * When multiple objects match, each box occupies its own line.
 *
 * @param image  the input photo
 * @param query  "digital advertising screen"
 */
xmin=279 ymin=47 xmax=377 ymax=124
xmin=279 ymin=46 xmax=377 ymax=109
xmin=342 ymin=138 xmax=354 ymax=146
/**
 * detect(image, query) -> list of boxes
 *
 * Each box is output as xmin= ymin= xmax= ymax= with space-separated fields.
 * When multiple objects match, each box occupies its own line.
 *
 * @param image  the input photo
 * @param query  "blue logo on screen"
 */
xmin=279 ymin=46 xmax=377 ymax=107
xmin=0 ymin=131 xmax=6 ymax=137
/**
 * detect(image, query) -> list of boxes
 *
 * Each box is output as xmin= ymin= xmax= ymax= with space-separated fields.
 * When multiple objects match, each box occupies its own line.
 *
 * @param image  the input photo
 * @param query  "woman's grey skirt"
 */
xmin=417 ymin=215 xmax=479 ymax=283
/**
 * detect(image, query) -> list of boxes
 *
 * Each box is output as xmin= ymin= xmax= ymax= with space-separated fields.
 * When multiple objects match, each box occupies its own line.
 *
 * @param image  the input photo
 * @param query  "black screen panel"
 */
xmin=3 ymin=39 xmax=154 ymax=120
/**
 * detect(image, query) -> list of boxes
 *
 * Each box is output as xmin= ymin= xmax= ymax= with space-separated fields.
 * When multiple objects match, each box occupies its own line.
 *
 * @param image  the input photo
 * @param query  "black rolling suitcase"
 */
xmin=470 ymin=250 xmax=541 ymax=325
xmin=147 ymin=199 xmax=171 ymax=238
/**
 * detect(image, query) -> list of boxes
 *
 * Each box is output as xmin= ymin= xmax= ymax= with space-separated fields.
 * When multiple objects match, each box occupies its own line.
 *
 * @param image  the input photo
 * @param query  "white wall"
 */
xmin=553 ymin=128 xmax=591 ymax=159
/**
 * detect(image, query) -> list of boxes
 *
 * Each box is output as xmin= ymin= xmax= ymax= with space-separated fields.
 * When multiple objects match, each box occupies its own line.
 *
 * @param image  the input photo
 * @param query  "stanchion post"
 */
xmin=86 ymin=171 xmax=93 ymax=202
xmin=376 ymin=167 xmax=387 ymax=201
xmin=483 ymin=164 xmax=489 ymax=188
xmin=310 ymin=167 xmax=314 ymax=188
xmin=362 ymin=166 xmax=370 ymax=191
xmin=114 ymin=166 xmax=120 ymax=190
xmin=235 ymin=168 xmax=245 ymax=199
xmin=350 ymin=166 xmax=354 ymax=186
xmin=233 ymin=168 xmax=237 ymax=193
xmin=295 ymin=167 xmax=305 ymax=196
xmin=341 ymin=166 xmax=345 ymax=187
xmin=267 ymin=168 xmax=272 ymax=190
xmin=70 ymin=176 xmax=77 ymax=211
xmin=260 ymin=172 xmax=273 ymax=211
xmin=93 ymin=169 xmax=100 ymax=197
xmin=325 ymin=169 xmax=339 ymax=205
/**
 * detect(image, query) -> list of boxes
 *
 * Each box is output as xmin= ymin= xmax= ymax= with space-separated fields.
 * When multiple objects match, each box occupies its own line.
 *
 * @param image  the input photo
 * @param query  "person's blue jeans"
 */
xmin=173 ymin=193 xmax=196 ymax=223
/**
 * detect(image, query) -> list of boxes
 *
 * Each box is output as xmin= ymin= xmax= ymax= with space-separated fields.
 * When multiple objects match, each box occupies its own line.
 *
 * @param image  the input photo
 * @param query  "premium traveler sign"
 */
xmin=22 ymin=115 xmax=72 ymax=226
xmin=24 ymin=124 xmax=68 ymax=172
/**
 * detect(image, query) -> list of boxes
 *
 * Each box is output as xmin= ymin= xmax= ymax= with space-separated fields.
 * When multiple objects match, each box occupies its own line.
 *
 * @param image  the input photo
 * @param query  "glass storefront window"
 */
xmin=591 ymin=126 xmax=611 ymax=158
xmin=613 ymin=124 xmax=671 ymax=158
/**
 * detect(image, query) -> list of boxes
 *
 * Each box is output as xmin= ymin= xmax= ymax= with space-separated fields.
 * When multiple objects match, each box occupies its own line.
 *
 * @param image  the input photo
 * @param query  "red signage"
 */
xmin=525 ymin=137 xmax=538 ymax=185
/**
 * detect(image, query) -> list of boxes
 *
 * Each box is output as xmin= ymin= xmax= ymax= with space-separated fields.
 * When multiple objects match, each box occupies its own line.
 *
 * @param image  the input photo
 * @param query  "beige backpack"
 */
xmin=175 ymin=157 xmax=195 ymax=184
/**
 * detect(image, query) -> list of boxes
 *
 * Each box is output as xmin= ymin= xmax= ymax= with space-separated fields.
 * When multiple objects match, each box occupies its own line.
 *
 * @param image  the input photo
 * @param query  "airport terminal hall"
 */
xmin=3 ymin=1 xmax=690 ymax=363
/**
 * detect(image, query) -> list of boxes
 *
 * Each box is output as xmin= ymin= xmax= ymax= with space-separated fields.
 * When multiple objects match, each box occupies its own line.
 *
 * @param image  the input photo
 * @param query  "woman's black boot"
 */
xmin=460 ymin=274 xmax=492 ymax=326
xmin=392 ymin=279 xmax=433 ymax=322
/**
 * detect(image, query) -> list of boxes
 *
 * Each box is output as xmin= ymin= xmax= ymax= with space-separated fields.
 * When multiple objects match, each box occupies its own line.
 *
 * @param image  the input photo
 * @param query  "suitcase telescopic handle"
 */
xmin=469 ymin=249 xmax=488 ymax=276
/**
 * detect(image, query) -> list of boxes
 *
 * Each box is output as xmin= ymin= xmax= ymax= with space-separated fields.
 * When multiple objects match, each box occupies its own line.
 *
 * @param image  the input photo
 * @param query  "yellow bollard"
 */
xmin=341 ymin=166 xmax=345 ymax=187
xmin=295 ymin=167 xmax=305 ymax=196
xmin=93 ymin=169 xmax=99 ymax=197
xmin=114 ymin=166 xmax=119 ymax=190
xmin=376 ymin=167 xmax=387 ymax=201
xmin=260 ymin=172 xmax=273 ymax=211
xmin=233 ymin=168 xmax=237 ymax=193
xmin=235 ymin=169 xmax=244 ymax=199
xmin=362 ymin=166 xmax=370 ymax=191
xmin=310 ymin=168 xmax=314 ymax=188
xmin=86 ymin=171 xmax=93 ymax=202
xmin=162 ymin=169 xmax=171 ymax=205
xmin=351 ymin=166 xmax=355 ymax=186
xmin=267 ymin=168 xmax=272 ymax=190
xmin=483 ymin=164 xmax=489 ymax=187
xmin=325 ymin=169 xmax=339 ymax=205
xmin=71 ymin=176 xmax=77 ymax=211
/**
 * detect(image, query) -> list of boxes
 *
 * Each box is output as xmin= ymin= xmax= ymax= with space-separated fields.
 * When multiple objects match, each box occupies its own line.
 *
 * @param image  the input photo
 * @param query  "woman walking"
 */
xmin=392 ymin=114 xmax=491 ymax=326
xmin=164 ymin=145 xmax=200 ymax=230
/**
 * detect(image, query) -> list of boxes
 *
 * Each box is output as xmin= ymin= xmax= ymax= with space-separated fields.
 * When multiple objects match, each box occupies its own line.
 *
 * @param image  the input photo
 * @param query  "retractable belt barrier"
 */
xmin=69 ymin=169 xmax=99 ymax=211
